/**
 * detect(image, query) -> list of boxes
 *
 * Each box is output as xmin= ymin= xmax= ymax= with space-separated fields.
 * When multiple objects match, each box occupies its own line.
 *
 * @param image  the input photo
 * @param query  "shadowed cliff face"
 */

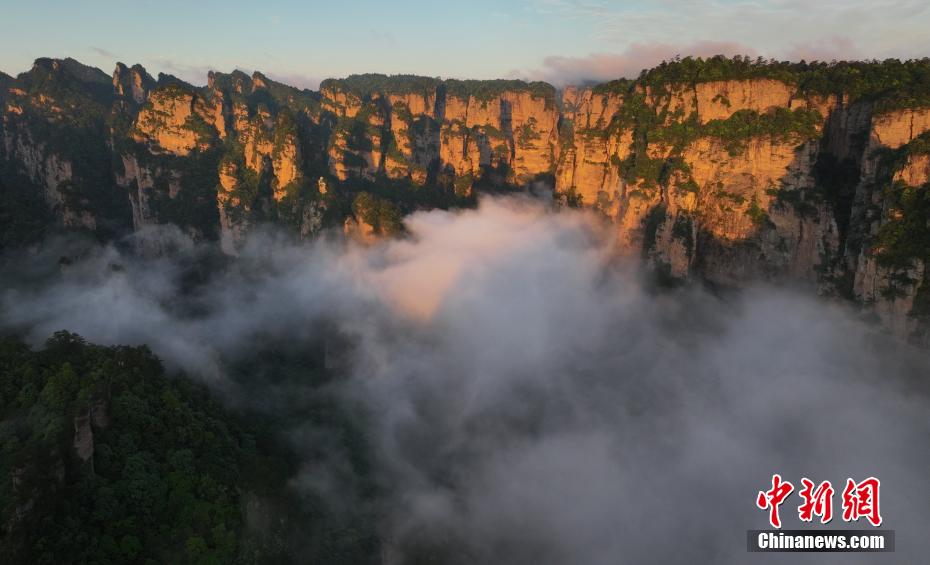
xmin=2 ymin=57 xmax=930 ymax=339
xmin=2 ymin=197 xmax=929 ymax=564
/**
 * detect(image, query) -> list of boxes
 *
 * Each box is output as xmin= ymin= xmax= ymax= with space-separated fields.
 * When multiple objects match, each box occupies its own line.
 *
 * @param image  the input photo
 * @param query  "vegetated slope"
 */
xmin=0 ymin=332 xmax=380 ymax=565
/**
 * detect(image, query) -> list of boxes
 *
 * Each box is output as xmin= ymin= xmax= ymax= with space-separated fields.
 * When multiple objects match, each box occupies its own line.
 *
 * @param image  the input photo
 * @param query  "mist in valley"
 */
xmin=2 ymin=196 xmax=928 ymax=564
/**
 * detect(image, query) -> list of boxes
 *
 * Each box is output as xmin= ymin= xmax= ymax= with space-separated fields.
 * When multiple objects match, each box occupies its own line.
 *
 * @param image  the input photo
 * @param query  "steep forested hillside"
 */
xmin=0 ymin=332 xmax=379 ymax=564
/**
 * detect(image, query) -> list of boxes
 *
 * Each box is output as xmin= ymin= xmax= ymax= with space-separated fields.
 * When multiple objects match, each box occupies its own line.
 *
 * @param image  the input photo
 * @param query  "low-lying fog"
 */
xmin=2 ymin=196 xmax=927 ymax=564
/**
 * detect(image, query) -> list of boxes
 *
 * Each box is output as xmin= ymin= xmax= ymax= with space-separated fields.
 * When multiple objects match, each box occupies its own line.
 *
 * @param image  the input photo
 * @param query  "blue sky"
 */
xmin=2 ymin=0 xmax=930 ymax=88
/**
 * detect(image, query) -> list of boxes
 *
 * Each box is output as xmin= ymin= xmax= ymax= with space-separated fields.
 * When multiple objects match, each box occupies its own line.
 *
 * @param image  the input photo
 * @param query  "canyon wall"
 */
xmin=320 ymin=76 xmax=559 ymax=192
xmin=2 ymin=57 xmax=930 ymax=340
xmin=552 ymin=68 xmax=930 ymax=342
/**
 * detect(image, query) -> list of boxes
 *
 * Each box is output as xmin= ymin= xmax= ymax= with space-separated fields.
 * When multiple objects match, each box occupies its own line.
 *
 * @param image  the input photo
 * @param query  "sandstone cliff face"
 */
xmin=216 ymin=161 xmax=247 ymax=254
xmin=438 ymin=88 xmax=559 ymax=183
xmin=1 ymin=58 xmax=120 ymax=232
xmin=554 ymin=80 xmax=840 ymax=287
xmin=3 ymin=129 xmax=74 ymax=208
xmin=854 ymin=255 xmax=925 ymax=337
xmin=113 ymin=77 xmax=219 ymax=237
xmin=327 ymin=99 xmax=384 ymax=181
xmin=845 ymin=107 xmax=930 ymax=339
xmin=206 ymin=71 xmax=324 ymax=249
xmin=634 ymin=78 xmax=821 ymax=129
xmin=682 ymin=137 xmax=837 ymax=284
xmin=386 ymin=92 xmax=440 ymax=180
xmin=869 ymin=107 xmax=930 ymax=148
xmin=236 ymin=106 xmax=302 ymax=199
xmin=506 ymin=91 xmax=560 ymax=179
xmin=132 ymin=85 xmax=213 ymax=156
xmin=684 ymin=137 xmax=815 ymax=240
xmin=321 ymin=83 xmax=363 ymax=118
xmin=694 ymin=79 xmax=795 ymax=123
xmin=318 ymin=78 xmax=559 ymax=190
xmin=556 ymin=88 xmax=626 ymax=208
xmin=550 ymin=71 xmax=930 ymax=340
xmin=113 ymin=62 xmax=153 ymax=105
xmin=894 ymin=153 xmax=930 ymax=186
xmin=115 ymin=153 xmax=157 ymax=229
xmin=4 ymin=57 xmax=930 ymax=340
xmin=113 ymin=68 xmax=321 ymax=246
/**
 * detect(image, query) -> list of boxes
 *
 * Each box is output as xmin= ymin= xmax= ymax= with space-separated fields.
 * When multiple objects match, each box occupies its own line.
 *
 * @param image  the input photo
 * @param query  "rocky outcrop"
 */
xmin=73 ymin=414 xmax=94 ymax=462
xmin=343 ymin=215 xmax=378 ymax=243
xmin=548 ymin=73 xmax=924 ymax=341
xmin=113 ymin=62 xmax=154 ymax=105
xmin=132 ymin=84 xmax=214 ymax=156
xmin=321 ymin=83 xmax=363 ymax=118
xmin=110 ymin=68 xmax=322 ymax=245
xmin=670 ymin=137 xmax=836 ymax=284
xmin=3 ymin=129 xmax=74 ymax=207
xmin=115 ymin=153 xmax=157 ymax=228
xmin=854 ymin=255 xmax=925 ymax=336
xmin=843 ymin=107 xmax=930 ymax=338
xmin=318 ymin=77 xmax=559 ymax=189
xmin=439 ymin=87 xmax=560 ymax=182
xmin=212 ymin=72 xmax=305 ymax=198
xmin=73 ymin=398 xmax=109 ymax=474
xmin=216 ymin=160 xmax=251 ymax=254
xmin=1 ymin=58 xmax=120 ymax=233
xmin=4 ymin=56 xmax=930 ymax=340
xmin=894 ymin=153 xmax=930 ymax=186
xmin=203 ymin=71 xmax=322 ymax=249
xmin=555 ymin=80 xmax=840 ymax=285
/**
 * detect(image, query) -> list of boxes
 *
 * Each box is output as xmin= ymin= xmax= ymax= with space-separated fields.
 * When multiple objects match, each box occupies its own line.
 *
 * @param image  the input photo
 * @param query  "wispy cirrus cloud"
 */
xmin=514 ymin=40 xmax=756 ymax=86
xmin=149 ymin=58 xmax=322 ymax=90
xmin=89 ymin=46 xmax=118 ymax=59
xmin=262 ymin=71 xmax=322 ymax=91
xmin=523 ymin=0 xmax=930 ymax=61
xmin=147 ymin=57 xmax=216 ymax=85
xmin=783 ymin=36 xmax=862 ymax=63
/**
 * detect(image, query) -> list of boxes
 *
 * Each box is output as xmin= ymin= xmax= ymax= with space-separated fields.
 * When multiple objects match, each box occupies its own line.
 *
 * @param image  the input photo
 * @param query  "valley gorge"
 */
xmin=4 ymin=48 xmax=930 ymax=565
xmin=2 ymin=56 xmax=930 ymax=342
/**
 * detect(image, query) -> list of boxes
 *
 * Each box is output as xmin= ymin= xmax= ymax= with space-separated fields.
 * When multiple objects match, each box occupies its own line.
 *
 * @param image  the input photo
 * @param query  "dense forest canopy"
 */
xmin=593 ymin=55 xmax=930 ymax=111
xmin=0 ymin=332 xmax=380 ymax=565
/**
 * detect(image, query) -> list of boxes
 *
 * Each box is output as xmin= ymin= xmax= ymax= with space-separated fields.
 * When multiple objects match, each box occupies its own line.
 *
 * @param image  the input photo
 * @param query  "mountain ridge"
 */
xmin=2 ymin=55 xmax=930 ymax=341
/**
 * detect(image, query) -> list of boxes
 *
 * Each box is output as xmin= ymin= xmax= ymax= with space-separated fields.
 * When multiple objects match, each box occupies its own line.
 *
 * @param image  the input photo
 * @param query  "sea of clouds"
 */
xmin=2 ymin=196 xmax=928 ymax=564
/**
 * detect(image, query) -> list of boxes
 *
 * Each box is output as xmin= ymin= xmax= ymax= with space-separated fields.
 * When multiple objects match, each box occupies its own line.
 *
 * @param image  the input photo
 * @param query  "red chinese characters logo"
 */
xmin=756 ymin=474 xmax=794 ymax=528
xmin=756 ymin=475 xmax=882 ymax=528
xmin=841 ymin=477 xmax=882 ymax=527
xmin=798 ymin=478 xmax=834 ymax=524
